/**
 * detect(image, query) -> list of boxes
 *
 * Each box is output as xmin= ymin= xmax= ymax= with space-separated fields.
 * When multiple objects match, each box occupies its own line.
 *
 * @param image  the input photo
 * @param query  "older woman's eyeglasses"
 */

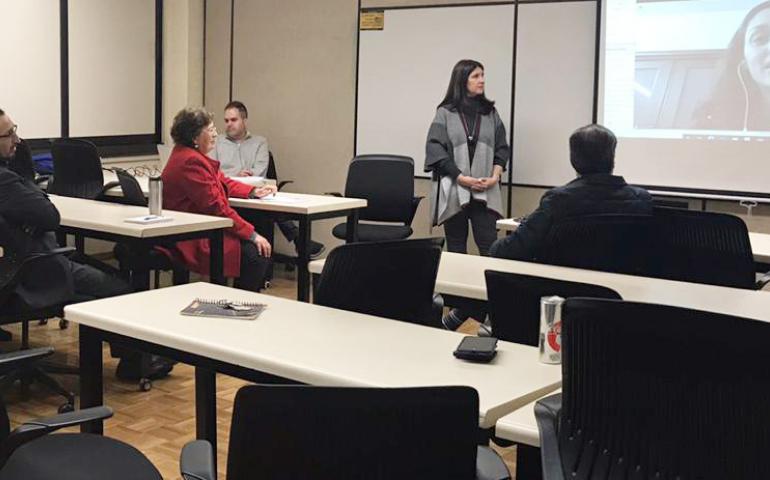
xmin=0 ymin=125 xmax=18 ymax=139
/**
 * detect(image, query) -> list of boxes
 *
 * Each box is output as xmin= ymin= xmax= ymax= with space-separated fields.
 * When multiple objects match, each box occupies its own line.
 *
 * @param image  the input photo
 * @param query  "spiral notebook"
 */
xmin=180 ymin=298 xmax=266 ymax=320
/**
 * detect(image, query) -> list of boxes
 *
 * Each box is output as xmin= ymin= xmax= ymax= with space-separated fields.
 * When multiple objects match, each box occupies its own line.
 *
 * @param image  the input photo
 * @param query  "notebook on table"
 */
xmin=180 ymin=298 xmax=267 ymax=320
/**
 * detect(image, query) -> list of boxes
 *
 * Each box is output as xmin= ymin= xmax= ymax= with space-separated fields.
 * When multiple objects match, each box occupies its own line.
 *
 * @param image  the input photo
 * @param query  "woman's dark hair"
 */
xmin=569 ymin=124 xmax=616 ymax=175
xmin=692 ymin=1 xmax=770 ymax=129
xmin=170 ymin=108 xmax=214 ymax=148
xmin=438 ymin=59 xmax=495 ymax=113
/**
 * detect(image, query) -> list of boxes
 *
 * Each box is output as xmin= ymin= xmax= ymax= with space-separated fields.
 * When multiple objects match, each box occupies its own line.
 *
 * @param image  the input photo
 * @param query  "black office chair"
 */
xmin=266 ymin=151 xmax=293 ymax=192
xmin=109 ymin=168 xmax=189 ymax=289
xmin=330 ymin=155 xmax=423 ymax=242
xmin=536 ymin=298 xmax=770 ymax=479
xmin=315 ymin=238 xmax=444 ymax=327
xmin=180 ymin=384 xmax=510 ymax=480
xmin=484 ymin=271 xmax=621 ymax=347
xmin=47 ymin=139 xmax=119 ymax=199
xmin=0 ymin=219 xmax=78 ymax=412
xmin=0 ymin=350 xmax=161 ymax=479
xmin=652 ymin=206 xmax=765 ymax=289
xmin=538 ymin=214 xmax=656 ymax=277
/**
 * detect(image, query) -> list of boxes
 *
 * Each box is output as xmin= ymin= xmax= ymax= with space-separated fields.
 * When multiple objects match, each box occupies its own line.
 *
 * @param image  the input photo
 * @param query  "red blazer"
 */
xmin=162 ymin=145 xmax=255 ymax=278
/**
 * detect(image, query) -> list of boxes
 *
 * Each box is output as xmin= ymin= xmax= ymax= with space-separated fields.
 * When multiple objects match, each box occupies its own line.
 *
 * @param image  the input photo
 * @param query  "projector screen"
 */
xmin=599 ymin=0 xmax=770 ymax=196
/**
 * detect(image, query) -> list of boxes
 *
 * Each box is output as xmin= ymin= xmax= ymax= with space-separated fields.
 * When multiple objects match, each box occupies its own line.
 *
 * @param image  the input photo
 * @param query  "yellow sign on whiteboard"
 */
xmin=360 ymin=11 xmax=384 ymax=31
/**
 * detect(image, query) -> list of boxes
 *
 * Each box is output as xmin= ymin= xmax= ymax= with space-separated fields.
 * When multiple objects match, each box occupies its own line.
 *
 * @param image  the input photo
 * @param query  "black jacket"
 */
xmin=0 ymin=163 xmax=73 ymax=308
xmin=490 ymin=174 xmax=653 ymax=261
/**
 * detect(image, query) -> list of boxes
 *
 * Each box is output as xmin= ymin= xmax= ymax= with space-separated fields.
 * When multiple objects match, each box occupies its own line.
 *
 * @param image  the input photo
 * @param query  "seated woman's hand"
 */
xmin=250 ymin=185 xmax=277 ymax=198
xmin=253 ymin=234 xmax=272 ymax=257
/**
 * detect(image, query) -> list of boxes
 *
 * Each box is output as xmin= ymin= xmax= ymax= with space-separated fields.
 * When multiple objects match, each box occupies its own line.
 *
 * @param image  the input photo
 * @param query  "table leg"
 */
xmin=346 ymin=210 xmax=359 ymax=243
xmin=195 ymin=366 xmax=218 ymax=470
xmin=209 ymin=229 xmax=225 ymax=285
xmin=516 ymin=444 xmax=543 ymax=480
xmin=296 ymin=217 xmax=311 ymax=302
xmin=79 ymin=325 xmax=104 ymax=434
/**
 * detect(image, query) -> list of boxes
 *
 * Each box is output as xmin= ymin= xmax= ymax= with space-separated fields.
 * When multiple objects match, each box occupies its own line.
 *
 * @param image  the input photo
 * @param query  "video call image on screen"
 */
xmin=602 ymin=0 xmax=770 ymax=140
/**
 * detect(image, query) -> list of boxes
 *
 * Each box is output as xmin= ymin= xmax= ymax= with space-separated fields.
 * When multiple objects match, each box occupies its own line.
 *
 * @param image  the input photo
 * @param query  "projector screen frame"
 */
xmin=23 ymin=0 xmax=163 ymax=158
xmin=596 ymin=0 xmax=770 ymax=201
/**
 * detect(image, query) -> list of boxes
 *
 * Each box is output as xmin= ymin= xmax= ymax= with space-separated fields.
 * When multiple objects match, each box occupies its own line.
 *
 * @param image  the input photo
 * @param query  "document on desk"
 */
xmin=255 ymin=194 xmax=304 ymax=204
xmin=124 ymin=215 xmax=173 ymax=224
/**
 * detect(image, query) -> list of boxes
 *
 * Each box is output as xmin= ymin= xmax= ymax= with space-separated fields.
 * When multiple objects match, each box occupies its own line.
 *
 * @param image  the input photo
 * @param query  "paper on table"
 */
xmin=255 ymin=194 xmax=304 ymax=204
xmin=124 ymin=215 xmax=173 ymax=224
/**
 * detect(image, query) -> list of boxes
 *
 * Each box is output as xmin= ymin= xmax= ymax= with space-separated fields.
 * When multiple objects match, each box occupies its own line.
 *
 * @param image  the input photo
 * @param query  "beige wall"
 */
xmin=202 ymin=0 xmax=770 ymax=257
xmin=163 ymin=0 xmax=205 ymax=145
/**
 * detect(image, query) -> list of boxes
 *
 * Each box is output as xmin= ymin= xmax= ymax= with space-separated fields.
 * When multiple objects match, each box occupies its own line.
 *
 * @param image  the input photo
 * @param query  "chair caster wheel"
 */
xmin=59 ymin=319 xmax=69 ymax=330
xmin=58 ymin=402 xmax=74 ymax=414
xmin=139 ymin=378 xmax=152 ymax=392
xmin=264 ymin=280 xmax=272 ymax=289
xmin=39 ymin=319 xmax=48 ymax=326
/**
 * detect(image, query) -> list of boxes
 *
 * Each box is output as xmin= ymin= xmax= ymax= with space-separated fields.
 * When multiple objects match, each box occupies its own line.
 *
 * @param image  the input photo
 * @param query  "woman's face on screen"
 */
xmin=744 ymin=8 xmax=770 ymax=89
xmin=466 ymin=67 xmax=485 ymax=97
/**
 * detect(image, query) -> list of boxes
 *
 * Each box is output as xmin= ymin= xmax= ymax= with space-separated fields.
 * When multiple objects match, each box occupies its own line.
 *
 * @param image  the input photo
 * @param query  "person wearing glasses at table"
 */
xmin=162 ymin=108 xmax=276 ymax=292
xmin=0 ymin=108 xmax=166 ymax=379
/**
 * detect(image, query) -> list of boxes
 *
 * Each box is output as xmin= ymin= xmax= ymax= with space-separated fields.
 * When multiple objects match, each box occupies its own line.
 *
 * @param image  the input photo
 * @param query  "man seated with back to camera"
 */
xmin=210 ymin=101 xmax=325 ymax=259
xmin=0 ymin=107 xmax=172 ymax=379
xmin=443 ymin=124 xmax=654 ymax=331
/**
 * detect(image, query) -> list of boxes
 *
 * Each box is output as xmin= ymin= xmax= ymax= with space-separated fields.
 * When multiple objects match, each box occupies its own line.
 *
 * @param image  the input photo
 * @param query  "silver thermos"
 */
xmin=149 ymin=176 xmax=163 ymax=216
xmin=539 ymin=296 xmax=565 ymax=364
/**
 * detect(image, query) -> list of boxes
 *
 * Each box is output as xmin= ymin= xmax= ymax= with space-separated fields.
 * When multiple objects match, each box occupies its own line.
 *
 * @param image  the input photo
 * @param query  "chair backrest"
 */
xmin=484 ymin=270 xmax=621 ymax=346
xmin=538 ymin=214 xmax=656 ymax=277
xmin=652 ymin=206 xmax=755 ymax=289
xmin=344 ymin=155 xmax=415 ymax=224
xmin=225 ymin=385 xmax=479 ymax=480
xmin=266 ymin=151 xmax=277 ymax=180
xmin=156 ymin=143 xmax=172 ymax=170
xmin=114 ymin=168 xmax=148 ymax=207
xmin=49 ymin=138 xmax=105 ymax=199
xmin=315 ymin=237 xmax=443 ymax=326
xmin=8 ymin=140 xmax=35 ymax=182
xmin=558 ymin=298 xmax=770 ymax=479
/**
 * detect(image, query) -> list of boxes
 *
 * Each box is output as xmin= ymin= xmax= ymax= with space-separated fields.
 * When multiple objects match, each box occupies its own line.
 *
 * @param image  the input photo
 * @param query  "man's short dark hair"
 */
xmin=569 ymin=124 xmax=617 ymax=175
xmin=225 ymin=101 xmax=248 ymax=119
xmin=0 ymin=107 xmax=4 ymax=116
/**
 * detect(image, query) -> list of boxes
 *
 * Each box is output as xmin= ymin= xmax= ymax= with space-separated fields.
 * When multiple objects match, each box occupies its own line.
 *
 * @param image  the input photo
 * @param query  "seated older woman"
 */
xmin=162 ymin=107 xmax=276 ymax=291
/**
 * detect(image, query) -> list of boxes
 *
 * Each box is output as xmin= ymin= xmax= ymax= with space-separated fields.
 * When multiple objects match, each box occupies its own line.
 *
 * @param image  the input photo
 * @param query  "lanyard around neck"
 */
xmin=459 ymin=111 xmax=481 ymax=145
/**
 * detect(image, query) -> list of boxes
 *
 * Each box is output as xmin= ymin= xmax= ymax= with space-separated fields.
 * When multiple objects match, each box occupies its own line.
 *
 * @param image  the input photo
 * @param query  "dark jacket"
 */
xmin=490 ymin=174 xmax=653 ymax=261
xmin=0 ymin=163 xmax=73 ymax=308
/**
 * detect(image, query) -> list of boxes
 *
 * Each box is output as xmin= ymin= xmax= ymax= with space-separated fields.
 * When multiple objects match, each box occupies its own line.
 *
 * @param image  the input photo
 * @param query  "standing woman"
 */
xmin=162 ymin=107 xmax=276 ymax=291
xmin=426 ymin=59 xmax=510 ymax=254
xmin=425 ymin=59 xmax=510 ymax=330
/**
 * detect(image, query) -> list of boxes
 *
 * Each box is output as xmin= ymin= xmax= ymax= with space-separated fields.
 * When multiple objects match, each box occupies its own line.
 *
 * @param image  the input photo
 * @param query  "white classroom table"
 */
xmin=496 ymin=218 xmax=770 ymax=264
xmin=93 ymin=172 xmax=367 ymax=301
xmin=65 ymin=282 xmax=562 ymax=459
xmin=311 ymin=251 xmax=770 ymax=322
xmin=49 ymin=195 xmax=232 ymax=288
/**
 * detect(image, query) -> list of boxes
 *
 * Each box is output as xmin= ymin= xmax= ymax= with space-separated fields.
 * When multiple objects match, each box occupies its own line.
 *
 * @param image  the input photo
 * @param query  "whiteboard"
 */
xmin=68 ymin=0 xmax=156 ymax=137
xmin=512 ymin=1 xmax=597 ymax=187
xmin=357 ymin=5 xmax=515 ymax=178
xmin=0 ymin=1 xmax=61 ymax=139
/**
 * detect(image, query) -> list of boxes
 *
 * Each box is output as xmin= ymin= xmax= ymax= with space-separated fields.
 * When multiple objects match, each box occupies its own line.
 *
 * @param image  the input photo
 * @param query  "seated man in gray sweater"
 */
xmin=210 ymin=101 xmax=324 ymax=258
xmin=444 ymin=124 xmax=653 ymax=330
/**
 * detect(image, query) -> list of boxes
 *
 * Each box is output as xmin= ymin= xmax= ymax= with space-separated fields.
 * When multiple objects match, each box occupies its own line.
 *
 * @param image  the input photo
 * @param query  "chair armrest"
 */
xmin=276 ymin=180 xmax=293 ymax=191
xmin=535 ymin=393 xmax=565 ymax=480
xmin=324 ymin=191 xmax=343 ymax=197
xmin=0 ymin=347 xmax=54 ymax=375
xmin=0 ymin=407 xmax=113 ymax=467
xmin=756 ymin=271 xmax=770 ymax=290
xmin=408 ymin=196 xmax=424 ymax=225
xmin=476 ymin=445 xmax=511 ymax=480
xmin=180 ymin=440 xmax=216 ymax=480
xmin=98 ymin=180 xmax=121 ymax=199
